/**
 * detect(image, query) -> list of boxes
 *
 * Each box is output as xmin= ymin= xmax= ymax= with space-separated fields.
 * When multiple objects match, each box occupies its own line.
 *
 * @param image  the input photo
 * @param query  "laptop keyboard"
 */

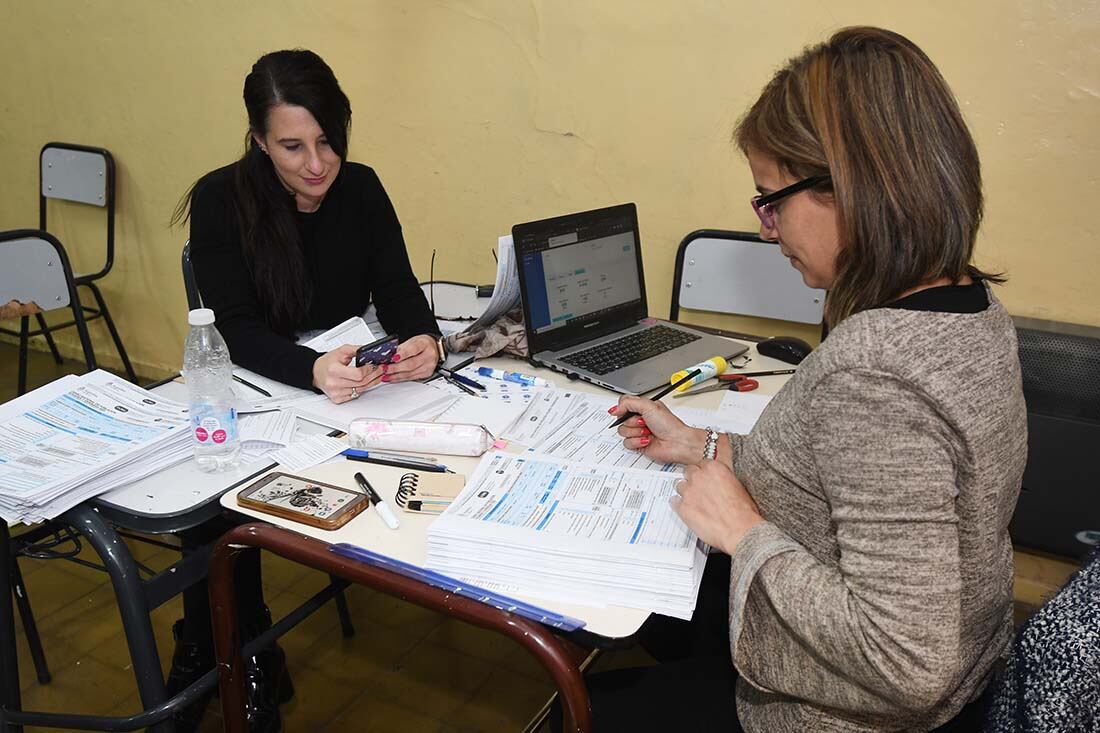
xmin=559 ymin=325 xmax=700 ymax=375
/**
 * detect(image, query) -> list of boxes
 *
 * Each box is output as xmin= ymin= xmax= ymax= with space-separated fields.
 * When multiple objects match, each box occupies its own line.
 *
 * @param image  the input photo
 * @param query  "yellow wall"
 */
xmin=2 ymin=1 xmax=1097 ymax=378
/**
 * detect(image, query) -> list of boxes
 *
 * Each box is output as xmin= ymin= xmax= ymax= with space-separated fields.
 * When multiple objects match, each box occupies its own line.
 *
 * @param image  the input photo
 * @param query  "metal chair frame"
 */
xmin=0 ymin=143 xmax=136 ymax=395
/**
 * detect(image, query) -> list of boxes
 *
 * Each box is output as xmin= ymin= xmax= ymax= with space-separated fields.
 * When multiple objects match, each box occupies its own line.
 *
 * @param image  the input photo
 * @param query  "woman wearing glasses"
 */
xmin=592 ymin=27 xmax=1026 ymax=732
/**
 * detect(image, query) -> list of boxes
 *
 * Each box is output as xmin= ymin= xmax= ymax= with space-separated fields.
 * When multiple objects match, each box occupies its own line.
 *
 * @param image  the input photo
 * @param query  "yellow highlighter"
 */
xmin=671 ymin=356 xmax=730 ymax=391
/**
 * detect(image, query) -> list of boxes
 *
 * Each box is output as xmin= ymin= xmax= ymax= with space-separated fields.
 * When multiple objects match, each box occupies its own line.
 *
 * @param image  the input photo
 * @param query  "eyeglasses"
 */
xmin=750 ymin=175 xmax=831 ymax=230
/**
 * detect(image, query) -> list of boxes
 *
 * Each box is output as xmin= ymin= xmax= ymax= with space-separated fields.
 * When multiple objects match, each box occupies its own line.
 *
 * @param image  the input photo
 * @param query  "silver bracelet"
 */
xmin=702 ymin=428 xmax=719 ymax=461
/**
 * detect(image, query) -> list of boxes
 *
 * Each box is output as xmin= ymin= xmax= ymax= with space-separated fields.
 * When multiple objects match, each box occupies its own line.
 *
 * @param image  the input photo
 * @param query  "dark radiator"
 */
xmin=1010 ymin=316 xmax=1100 ymax=559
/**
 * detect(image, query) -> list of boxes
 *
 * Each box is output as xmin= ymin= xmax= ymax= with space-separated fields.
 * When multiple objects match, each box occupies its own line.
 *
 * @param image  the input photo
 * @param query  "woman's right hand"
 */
xmin=312 ymin=344 xmax=383 ymax=404
xmin=611 ymin=396 xmax=707 ymax=465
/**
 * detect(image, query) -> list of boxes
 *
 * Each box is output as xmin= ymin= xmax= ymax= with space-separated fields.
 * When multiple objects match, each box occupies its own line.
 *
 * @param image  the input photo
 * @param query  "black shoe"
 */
xmin=165 ymin=619 xmax=216 ymax=733
xmin=241 ymin=606 xmax=292 ymax=733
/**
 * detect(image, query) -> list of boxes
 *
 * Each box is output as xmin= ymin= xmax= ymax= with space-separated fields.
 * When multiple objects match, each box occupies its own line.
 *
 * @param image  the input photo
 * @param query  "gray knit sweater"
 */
xmin=728 ymin=286 xmax=1026 ymax=732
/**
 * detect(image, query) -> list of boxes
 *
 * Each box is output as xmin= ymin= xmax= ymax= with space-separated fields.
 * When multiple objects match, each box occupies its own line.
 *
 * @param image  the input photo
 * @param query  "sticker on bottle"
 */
xmin=191 ymin=406 xmax=238 ymax=444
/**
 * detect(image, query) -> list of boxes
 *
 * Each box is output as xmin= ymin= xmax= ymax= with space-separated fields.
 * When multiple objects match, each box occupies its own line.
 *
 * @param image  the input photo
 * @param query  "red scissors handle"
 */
xmin=718 ymin=374 xmax=759 ymax=391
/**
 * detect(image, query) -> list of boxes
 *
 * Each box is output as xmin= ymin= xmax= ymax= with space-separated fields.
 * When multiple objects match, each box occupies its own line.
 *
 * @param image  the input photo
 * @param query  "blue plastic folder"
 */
xmin=329 ymin=543 xmax=586 ymax=631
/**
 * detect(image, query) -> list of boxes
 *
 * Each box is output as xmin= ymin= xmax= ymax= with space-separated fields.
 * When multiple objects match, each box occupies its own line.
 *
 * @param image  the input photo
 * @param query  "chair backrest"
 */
xmin=0 ymin=229 xmax=79 ymax=314
xmin=670 ymin=230 xmax=825 ymax=325
xmin=182 ymin=240 xmax=203 ymax=310
xmin=39 ymin=142 xmax=115 ymax=281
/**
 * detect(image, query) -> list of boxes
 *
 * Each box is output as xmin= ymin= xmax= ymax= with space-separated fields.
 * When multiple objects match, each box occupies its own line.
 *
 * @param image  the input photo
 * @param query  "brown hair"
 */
xmin=734 ymin=26 xmax=1002 ymax=326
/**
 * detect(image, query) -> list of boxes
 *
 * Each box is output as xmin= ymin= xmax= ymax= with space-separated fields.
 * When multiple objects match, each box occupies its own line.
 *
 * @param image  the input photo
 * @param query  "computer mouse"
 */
xmin=756 ymin=336 xmax=813 ymax=365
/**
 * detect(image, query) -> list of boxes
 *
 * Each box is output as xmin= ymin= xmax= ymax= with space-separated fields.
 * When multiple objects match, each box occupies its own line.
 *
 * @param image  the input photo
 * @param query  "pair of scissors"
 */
xmin=672 ymin=373 xmax=760 ymax=398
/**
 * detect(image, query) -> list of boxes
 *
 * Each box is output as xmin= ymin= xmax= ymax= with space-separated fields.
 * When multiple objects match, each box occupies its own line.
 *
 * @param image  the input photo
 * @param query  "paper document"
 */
xmin=464 ymin=235 xmax=520 ymax=331
xmin=714 ymin=391 xmax=773 ymax=434
xmin=270 ymin=435 xmax=347 ymax=472
xmin=239 ymin=410 xmax=298 ymax=452
xmin=519 ymin=393 xmax=676 ymax=472
xmin=427 ymin=452 xmax=706 ymax=618
xmin=0 ymin=371 xmax=192 ymax=523
xmin=292 ymin=381 xmax=457 ymax=432
xmin=231 ymin=367 xmax=320 ymax=413
xmin=430 ymin=392 xmax=527 ymax=438
xmin=301 ymin=316 xmax=377 ymax=352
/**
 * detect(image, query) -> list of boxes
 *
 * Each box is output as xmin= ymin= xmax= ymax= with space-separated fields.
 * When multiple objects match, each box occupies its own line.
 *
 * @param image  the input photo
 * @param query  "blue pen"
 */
xmin=330 ymin=543 xmax=586 ymax=630
xmin=477 ymin=367 xmax=551 ymax=388
xmin=343 ymin=448 xmax=449 ymax=473
xmin=445 ymin=370 xmax=486 ymax=391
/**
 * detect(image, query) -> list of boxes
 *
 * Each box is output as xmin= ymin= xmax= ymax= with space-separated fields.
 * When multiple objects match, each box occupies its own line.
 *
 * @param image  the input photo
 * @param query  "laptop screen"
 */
xmin=514 ymin=203 xmax=648 ymax=352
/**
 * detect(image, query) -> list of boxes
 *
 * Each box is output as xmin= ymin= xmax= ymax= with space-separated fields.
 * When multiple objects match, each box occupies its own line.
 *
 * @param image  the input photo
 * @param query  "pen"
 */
xmin=354 ymin=472 xmax=400 ymax=530
xmin=729 ymin=369 xmax=796 ymax=377
xmin=443 ymin=369 xmax=486 ymax=391
xmin=608 ymin=369 xmax=702 ymax=429
xmin=476 ymin=367 xmax=551 ymax=388
xmin=443 ymin=373 xmax=477 ymax=397
xmin=343 ymin=448 xmax=448 ymax=473
xmin=232 ymin=374 xmax=272 ymax=397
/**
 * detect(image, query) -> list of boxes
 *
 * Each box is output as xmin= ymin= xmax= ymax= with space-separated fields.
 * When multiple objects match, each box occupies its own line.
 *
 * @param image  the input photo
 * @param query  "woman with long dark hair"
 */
xmin=566 ymin=27 xmax=1027 ymax=732
xmin=178 ymin=48 xmax=443 ymax=401
xmin=170 ymin=49 xmax=442 ymax=733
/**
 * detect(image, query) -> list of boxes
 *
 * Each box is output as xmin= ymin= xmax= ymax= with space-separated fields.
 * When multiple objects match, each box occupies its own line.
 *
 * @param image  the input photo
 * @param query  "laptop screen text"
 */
xmin=519 ymin=216 xmax=642 ymax=335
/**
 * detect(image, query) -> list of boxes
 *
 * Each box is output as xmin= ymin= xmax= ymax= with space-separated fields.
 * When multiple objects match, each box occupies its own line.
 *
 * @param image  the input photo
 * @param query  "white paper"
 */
xmin=512 ymin=393 xmax=674 ymax=472
xmin=431 ymin=393 xmax=527 ymax=438
xmin=464 ymin=235 xmax=520 ymax=332
xmin=499 ymin=390 xmax=588 ymax=446
xmin=230 ymin=367 xmax=321 ymax=414
xmin=269 ymin=435 xmax=347 ymax=472
xmin=301 ymin=316 xmax=377 ymax=353
xmin=427 ymin=451 xmax=705 ymax=618
xmin=0 ymin=371 xmax=192 ymax=523
xmin=714 ymin=391 xmax=773 ymax=434
xmin=291 ymin=381 xmax=457 ymax=432
xmin=239 ymin=410 xmax=298 ymax=450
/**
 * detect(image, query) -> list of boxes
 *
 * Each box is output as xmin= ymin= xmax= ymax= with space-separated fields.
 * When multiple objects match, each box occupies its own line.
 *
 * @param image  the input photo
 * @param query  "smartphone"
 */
xmin=355 ymin=334 xmax=399 ymax=368
xmin=237 ymin=472 xmax=370 ymax=530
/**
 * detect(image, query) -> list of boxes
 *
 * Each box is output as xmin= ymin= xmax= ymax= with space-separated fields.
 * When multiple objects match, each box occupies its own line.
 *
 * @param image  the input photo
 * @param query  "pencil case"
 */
xmin=347 ymin=418 xmax=493 ymax=457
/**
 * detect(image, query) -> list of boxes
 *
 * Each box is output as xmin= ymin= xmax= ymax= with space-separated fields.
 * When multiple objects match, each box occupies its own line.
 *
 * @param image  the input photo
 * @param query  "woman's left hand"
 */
xmin=382 ymin=334 xmax=440 ymax=383
xmin=674 ymin=460 xmax=765 ymax=555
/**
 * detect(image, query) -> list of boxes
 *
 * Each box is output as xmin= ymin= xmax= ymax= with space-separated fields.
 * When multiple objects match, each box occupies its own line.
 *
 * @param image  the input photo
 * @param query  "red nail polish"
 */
xmin=641 ymin=428 xmax=651 ymax=436
xmin=637 ymin=418 xmax=646 ymax=427
xmin=391 ymin=354 xmax=401 ymax=362
xmin=607 ymin=407 xmax=617 ymax=415
xmin=381 ymin=375 xmax=390 ymax=382
xmin=639 ymin=437 xmax=651 ymax=446
xmin=382 ymin=364 xmax=388 ymax=373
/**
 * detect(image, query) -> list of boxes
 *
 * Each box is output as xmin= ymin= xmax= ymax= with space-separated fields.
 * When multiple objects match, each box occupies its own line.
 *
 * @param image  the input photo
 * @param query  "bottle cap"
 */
xmin=188 ymin=308 xmax=215 ymax=326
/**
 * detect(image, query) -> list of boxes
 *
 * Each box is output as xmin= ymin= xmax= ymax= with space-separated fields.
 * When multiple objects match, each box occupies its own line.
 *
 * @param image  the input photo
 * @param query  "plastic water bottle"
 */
xmin=182 ymin=308 xmax=240 ymax=472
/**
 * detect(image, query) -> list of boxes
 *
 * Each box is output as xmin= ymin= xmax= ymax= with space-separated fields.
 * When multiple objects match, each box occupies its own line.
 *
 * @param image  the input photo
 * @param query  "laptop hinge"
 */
xmin=546 ymin=319 xmax=641 ymax=353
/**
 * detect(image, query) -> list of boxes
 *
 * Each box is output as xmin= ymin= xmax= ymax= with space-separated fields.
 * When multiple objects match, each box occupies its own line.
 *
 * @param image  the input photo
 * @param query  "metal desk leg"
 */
xmin=0 ymin=523 xmax=24 ymax=733
xmin=62 ymin=506 xmax=173 ymax=733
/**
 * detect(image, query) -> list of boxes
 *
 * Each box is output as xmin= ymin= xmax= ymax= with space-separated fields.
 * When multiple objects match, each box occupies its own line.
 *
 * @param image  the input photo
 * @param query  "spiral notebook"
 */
xmin=394 ymin=471 xmax=466 ymax=515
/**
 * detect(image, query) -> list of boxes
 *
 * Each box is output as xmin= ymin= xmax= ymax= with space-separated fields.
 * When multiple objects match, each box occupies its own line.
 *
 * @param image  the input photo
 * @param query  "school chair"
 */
xmin=1 ymin=143 xmax=137 ymax=395
xmin=181 ymin=240 xmax=203 ymax=310
xmin=0 ymin=228 xmax=98 ymax=393
xmin=669 ymin=230 xmax=826 ymax=339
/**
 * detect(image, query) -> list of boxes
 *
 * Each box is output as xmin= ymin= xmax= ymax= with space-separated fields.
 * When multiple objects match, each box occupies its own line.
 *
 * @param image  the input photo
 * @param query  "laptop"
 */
xmin=513 ymin=203 xmax=746 ymax=395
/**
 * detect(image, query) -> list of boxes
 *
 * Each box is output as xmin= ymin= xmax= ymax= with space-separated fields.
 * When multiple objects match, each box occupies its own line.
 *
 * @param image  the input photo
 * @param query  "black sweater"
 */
xmin=188 ymin=162 xmax=439 ymax=389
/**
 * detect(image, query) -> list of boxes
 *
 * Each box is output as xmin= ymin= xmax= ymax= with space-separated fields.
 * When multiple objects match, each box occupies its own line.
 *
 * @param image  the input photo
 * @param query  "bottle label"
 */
xmin=190 ymin=404 xmax=238 ymax=445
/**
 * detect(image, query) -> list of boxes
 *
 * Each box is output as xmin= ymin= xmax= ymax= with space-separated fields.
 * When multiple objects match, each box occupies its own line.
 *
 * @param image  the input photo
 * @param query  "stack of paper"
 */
xmin=426 ymin=452 xmax=706 ymax=619
xmin=0 ymin=370 xmax=193 ymax=524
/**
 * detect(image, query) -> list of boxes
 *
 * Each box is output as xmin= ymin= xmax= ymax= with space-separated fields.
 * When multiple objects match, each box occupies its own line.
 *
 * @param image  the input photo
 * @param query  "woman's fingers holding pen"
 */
xmin=611 ymin=395 xmax=706 ymax=465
